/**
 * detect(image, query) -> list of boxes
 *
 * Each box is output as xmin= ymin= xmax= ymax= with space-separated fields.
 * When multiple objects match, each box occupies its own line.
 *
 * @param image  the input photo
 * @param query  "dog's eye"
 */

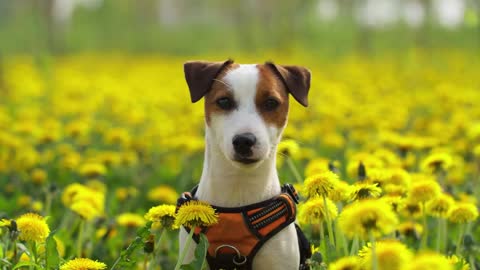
xmin=263 ymin=98 xmax=280 ymax=111
xmin=216 ymin=97 xmax=235 ymax=110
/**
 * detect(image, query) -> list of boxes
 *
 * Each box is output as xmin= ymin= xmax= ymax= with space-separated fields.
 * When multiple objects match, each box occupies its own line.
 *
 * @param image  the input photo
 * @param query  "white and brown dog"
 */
xmin=180 ymin=60 xmax=311 ymax=270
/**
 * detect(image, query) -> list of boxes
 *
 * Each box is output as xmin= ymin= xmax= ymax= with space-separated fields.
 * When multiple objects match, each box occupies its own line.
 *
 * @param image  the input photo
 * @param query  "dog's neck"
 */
xmin=195 ymin=131 xmax=281 ymax=207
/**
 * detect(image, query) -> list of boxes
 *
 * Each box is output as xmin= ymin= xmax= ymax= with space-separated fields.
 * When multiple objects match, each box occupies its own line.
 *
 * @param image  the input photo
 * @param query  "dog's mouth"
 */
xmin=234 ymin=156 xmax=260 ymax=165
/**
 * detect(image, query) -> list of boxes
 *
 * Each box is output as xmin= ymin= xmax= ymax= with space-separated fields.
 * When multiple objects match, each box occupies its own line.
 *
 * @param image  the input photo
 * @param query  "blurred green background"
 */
xmin=0 ymin=0 xmax=479 ymax=57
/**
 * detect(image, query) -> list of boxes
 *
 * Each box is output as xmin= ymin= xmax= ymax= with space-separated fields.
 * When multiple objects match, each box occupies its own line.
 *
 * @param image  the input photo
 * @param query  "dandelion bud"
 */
xmin=328 ymin=161 xmax=338 ymax=174
xmin=144 ymin=234 xmax=155 ymax=253
xmin=311 ymin=251 xmax=323 ymax=263
xmin=463 ymin=234 xmax=474 ymax=250
xmin=358 ymin=162 xmax=366 ymax=181
xmin=49 ymin=183 xmax=58 ymax=193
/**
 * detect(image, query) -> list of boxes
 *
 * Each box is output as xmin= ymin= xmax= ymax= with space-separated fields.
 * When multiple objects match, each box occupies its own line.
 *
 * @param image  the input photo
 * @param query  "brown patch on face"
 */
xmin=255 ymin=65 xmax=289 ymax=128
xmin=204 ymin=63 xmax=240 ymax=125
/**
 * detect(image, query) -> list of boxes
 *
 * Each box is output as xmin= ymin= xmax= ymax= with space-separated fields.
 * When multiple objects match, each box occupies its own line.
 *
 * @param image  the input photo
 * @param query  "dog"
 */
xmin=180 ymin=60 xmax=311 ymax=270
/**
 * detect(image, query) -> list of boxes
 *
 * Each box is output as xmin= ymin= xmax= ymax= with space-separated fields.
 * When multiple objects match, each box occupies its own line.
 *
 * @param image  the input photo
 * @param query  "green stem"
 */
xmin=174 ymin=228 xmax=195 ymax=270
xmin=335 ymin=222 xmax=348 ymax=256
xmin=12 ymin=239 xmax=17 ymax=262
xmin=45 ymin=189 xmax=52 ymax=216
xmin=420 ymin=203 xmax=428 ymax=249
xmin=286 ymin=157 xmax=303 ymax=183
xmin=149 ymin=228 xmax=165 ymax=270
xmin=143 ymin=254 xmax=148 ymax=270
xmin=350 ymin=235 xmax=359 ymax=256
xmin=455 ymin=224 xmax=465 ymax=256
xmin=436 ymin=218 xmax=441 ymax=252
xmin=320 ymin=222 xmax=329 ymax=264
xmin=322 ymin=195 xmax=335 ymax=248
xmin=469 ymin=255 xmax=476 ymax=270
xmin=29 ymin=241 xmax=38 ymax=270
xmin=77 ymin=220 xmax=85 ymax=258
xmin=369 ymin=231 xmax=378 ymax=270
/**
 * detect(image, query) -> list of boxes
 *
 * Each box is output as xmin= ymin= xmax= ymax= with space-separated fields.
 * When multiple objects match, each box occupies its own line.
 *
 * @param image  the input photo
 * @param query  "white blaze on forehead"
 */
xmin=223 ymin=64 xmax=259 ymax=111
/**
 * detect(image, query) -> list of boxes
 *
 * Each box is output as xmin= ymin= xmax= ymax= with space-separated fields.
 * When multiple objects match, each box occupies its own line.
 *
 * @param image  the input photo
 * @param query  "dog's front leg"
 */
xmin=252 ymin=224 xmax=300 ymax=270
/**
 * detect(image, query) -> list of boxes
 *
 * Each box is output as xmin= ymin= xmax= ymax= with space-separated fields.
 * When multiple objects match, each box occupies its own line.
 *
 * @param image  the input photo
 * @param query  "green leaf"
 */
xmin=111 ymin=222 xmax=153 ymax=269
xmin=45 ymin=231 xmax=60 ymax=270
xmin=181 ymin=233 xmax=209 ymax=270
xmin=12 ymin=261 xmax=42 ymax=270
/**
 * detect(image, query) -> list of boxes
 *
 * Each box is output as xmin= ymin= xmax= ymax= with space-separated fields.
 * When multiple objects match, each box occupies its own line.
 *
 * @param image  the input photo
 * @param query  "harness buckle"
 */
xmin=214 ymin=244 xmax=247 ymax=266
xmin=283 ymin=183 xmax=299 ymax=204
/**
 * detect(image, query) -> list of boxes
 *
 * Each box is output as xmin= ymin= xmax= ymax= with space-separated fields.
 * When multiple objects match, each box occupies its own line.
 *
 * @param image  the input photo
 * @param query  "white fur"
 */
xmin=180 ymin=64 xmax=299 ymax=270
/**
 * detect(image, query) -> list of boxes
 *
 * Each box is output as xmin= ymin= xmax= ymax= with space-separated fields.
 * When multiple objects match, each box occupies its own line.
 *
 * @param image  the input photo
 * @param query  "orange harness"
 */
xmin=177 ymin=184 xmax=311 ymax=270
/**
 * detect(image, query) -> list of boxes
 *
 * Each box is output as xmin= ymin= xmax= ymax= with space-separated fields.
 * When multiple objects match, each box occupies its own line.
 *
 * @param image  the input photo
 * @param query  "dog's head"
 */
xmin=184 ymin=60 xmax=310 ymax=168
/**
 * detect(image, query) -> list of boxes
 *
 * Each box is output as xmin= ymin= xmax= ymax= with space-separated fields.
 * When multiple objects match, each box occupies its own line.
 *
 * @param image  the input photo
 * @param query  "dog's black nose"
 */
xmin=232 ymin=133 xmax=256 ymax=156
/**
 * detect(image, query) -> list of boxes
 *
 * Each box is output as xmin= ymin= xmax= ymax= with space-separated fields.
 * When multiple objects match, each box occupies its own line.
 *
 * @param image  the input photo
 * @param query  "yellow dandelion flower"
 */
xmin=79 ymin=163 xmax=107 ymax=178
xmin=398 ymin=199 xmax=424 ymax=219
xmin=85 ymin=180 xmax=106 ymax=194
xmin=380 ymin=195 xmax=405 ymax=212
xmin=473 ymin=144 xmax=480 ymax=158
xmin=95 ymin=226 xmax=118 ymax=240
xmin=457 ymin=192 xmax=477 ymax=205
xmin=407 ymin=252 xmax=453 ymax=270
xmin=70 ymin=201 xmax=101 ymax=221
xmin=31 ymin=168 xmax=47 ymax=184
xmin=468 ymin=123 xmax=480 ymax=141
xmin=304 ymin=158 xmax=331 ymax=176
xmin=62 ymin=183 xmax=88 ymax=207
xmin=339 ymin=199 xmax=399 ymax=240
xmin=425 ymin=193 xmax=455 ymax=218
xmin=448 ymin=202 xmax=479 ymax=223
xmin=277 ymin=139 xmax=300 ymax=158
xmin=408 ymin=179 xmax=441 ymax=203
xmin=115 ymin=187 xmax=130 ymax=201
xmin=382 ymin=168 xmax=411 ymax=196
xmin=144 ymin=204 xmax=177 ymax=229
xmin=147 ymin=185 xmax=178 ymax=204
xmin=31 ymin=201 xmax=43 ymax=212
xmin=367 ymin=168 xmax=393 ymax=185
xmin=175 ymin=200 xmax=218 ymax=228
xmin=116 ymin=213 xmax=146 ymax=228
xmin=72 ymin=189 xmax=104 ymax=212
xmin=18 ymin=195 xmax=32 ymax=208
xmin=328 ymin=180 xmax=352 ymax=202
xmin=38 ymin=236 xmax=66 ymax=257
xmin=16 ymin=213 xmax=50 ymax=242
xmin=19 ymin=252 xmax=30 ymax=262
xmin=447 ymin=255 xmax=470 ymax=270
xmin=303 ymin=171 xmax=340 ymax=198
xmin=421 ymin=152 xmax=453 ymax=173
xmin=62 ymin=152 xmax=81 ymax=170
xmin=0 ymin=219 xmax=11 ymax=227
xmin=397 ymin=221 xmax=423 ymax=239
xmin=104 ymin=128 xmax=131 ymax=147
xmin=328 ymin=256 xmax=361 ymax=270
xmin=359 ymin=240 xmax=413 ymax=270
xmin=60 ymin=258 xmax=107 ymax=270
xmin=348 ymin=183 xmax=382 ymax=201
xmin=298 ymin=197 xmax=338 ymax=225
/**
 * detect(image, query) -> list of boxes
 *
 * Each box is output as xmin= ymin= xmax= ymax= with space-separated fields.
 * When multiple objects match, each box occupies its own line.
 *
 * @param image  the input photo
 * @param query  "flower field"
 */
xmin=0 ymin=51 xmax=479 ymax=270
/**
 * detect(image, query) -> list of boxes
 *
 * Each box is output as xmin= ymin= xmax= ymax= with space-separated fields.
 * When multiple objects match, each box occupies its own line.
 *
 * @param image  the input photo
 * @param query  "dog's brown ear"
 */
xmin=184 ymin=59 xmax=234 ymax=103
xmin=265 ymin=62 xmax=311 ymax=107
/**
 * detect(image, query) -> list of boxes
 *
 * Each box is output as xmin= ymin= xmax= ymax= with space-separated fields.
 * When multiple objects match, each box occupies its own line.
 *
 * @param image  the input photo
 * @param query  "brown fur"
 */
xmin=204 ymin=64 xmax=240 ymax=125
xmin=255 ymin=65 xmax=289 ymax=128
